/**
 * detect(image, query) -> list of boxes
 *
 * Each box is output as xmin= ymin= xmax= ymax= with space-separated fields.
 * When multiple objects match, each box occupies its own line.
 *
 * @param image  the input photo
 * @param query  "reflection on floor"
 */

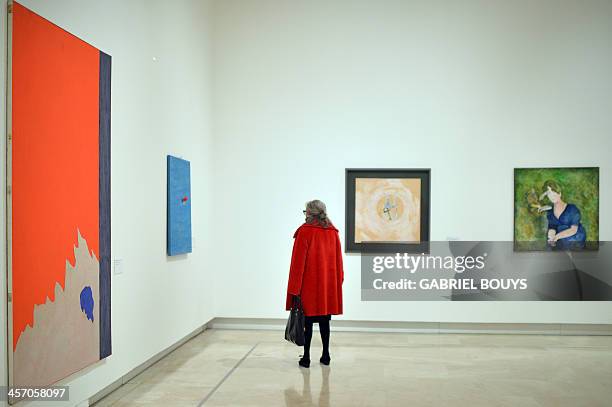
xmin=93 ymin=328 xmax=612 ymax=406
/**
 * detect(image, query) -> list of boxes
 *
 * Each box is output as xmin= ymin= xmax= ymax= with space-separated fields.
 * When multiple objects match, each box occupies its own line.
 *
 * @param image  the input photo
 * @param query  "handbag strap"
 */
xmin=292 ymin=295 xmax=302 ymax=310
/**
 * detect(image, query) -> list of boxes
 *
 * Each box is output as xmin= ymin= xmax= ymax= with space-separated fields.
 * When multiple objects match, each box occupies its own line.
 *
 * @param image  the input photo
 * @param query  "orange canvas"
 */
xmin=10 ymin=1 xmax=111 ymax=388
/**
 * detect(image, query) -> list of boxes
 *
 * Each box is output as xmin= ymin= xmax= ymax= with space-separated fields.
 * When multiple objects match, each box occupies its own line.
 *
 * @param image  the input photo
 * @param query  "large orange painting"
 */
xmin=9 ymin=1 xmax=111 ymax=389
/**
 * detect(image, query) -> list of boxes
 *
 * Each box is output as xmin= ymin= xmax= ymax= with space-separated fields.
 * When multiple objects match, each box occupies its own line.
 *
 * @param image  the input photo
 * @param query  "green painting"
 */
xmin=514 ymin=167 xmax=599 ymax=251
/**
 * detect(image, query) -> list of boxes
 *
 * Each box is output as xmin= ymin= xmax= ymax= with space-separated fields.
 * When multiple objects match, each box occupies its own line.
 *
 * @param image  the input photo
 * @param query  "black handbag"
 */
xmin=285 ymin=295 xmax=305 ymax=346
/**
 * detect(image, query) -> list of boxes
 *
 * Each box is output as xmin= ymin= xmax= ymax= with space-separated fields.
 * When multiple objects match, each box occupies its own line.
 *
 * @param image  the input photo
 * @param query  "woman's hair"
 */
xmin=305 ymin=199 xmax=331 ymax=227
xmin=542 ymin=180 xmax=562 ymax=195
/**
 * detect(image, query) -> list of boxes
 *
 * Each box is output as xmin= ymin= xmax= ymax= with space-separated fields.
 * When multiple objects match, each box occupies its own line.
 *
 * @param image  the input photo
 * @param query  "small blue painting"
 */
xmin=167 ymin=155 xmax=192 ymax=255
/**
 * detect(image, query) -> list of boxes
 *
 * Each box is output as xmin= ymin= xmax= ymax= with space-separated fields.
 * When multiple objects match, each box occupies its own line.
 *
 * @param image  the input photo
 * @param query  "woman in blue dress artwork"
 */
xmin=541 ymin=180 xmax=586 ymax=250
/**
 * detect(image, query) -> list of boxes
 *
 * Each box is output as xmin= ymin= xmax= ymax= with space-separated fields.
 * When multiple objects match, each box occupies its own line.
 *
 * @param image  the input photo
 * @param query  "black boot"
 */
xmin=319 ymin=318 xmax=331 ymax=366
xmin=300 ymin=319 xmax=313 ymax=368
xmin=299 ymin=356 xmax=310 ymax=368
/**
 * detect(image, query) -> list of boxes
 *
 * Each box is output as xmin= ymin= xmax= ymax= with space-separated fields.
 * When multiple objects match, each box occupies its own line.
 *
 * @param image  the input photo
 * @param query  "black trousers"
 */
xmin=303 ymin=315 xmax=331 ymax=359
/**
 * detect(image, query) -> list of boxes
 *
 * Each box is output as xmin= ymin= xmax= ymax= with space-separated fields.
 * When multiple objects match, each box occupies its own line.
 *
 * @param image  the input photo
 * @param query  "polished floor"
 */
xmin=94 ymin=328 xmax=612 ymax=406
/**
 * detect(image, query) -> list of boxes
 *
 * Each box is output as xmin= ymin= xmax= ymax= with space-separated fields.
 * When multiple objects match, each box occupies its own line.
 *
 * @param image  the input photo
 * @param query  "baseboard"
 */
xmin=209 ymin=317 xmax=612 ymax=336
xmin=89 ymin=321 xmax=212 ymax=406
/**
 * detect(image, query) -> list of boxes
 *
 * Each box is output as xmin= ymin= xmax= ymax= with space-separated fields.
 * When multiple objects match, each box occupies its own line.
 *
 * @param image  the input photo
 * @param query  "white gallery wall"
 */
xmin=1 ymin=0 xmax=612 ymax=406
xmin=211 ymin=0 xmax=612 ymax=324
xmin=1 ymin=0 xmax=215 ymax=406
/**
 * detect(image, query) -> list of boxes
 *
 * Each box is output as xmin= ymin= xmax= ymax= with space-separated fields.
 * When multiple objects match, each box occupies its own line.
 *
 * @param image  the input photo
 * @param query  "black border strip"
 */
xmin=99 ymin=51 xmax=112 ymax=359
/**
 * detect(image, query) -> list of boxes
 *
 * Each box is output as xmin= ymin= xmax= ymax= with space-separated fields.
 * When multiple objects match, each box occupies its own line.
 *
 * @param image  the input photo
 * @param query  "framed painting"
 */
xmin=167 ymin=155 xmax=192 ymax=256
xmin=7 ymin=1 xmax=111 ymax=391
xmin=514 ymin=167 xmax=599 ymax=251
xmin=345 ymin=169 xmax=430 ymax=253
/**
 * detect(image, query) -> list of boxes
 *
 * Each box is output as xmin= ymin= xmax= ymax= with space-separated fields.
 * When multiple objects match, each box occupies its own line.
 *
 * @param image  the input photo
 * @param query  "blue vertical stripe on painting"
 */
xmin=99 ymin=51 xmax=112 ymax=359
xmin=167 ymin=155 xmax=192 ymax=255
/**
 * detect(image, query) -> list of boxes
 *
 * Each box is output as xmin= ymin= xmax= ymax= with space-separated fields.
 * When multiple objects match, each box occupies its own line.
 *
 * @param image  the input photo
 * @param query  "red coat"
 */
xmin=286 ymin=222 xmax=344 ymax=316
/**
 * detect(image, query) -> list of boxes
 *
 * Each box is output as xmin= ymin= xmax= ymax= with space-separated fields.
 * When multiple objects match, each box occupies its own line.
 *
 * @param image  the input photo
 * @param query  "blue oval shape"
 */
xmin=80 ymin=286 xmax=94 ymax=322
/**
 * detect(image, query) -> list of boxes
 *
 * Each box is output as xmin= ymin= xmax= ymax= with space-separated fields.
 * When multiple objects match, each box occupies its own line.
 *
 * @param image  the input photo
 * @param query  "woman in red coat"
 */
xmin=286 ymin=200 xmax=344 ymax=368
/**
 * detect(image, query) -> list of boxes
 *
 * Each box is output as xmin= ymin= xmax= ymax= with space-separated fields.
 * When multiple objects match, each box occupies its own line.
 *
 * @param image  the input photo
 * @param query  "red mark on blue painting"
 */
xmin=80 ymin=286 xmax=94 ymax=322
